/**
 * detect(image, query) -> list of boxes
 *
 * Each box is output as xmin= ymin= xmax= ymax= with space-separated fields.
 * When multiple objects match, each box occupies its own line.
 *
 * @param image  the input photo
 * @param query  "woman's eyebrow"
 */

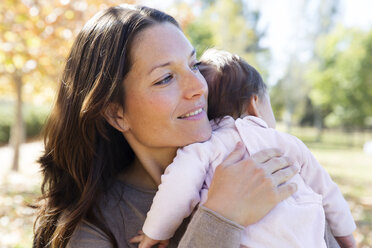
xmin=149 ymin=62 xmax=171 ymax=74
xmin=148 ymin=48 xmax=196 ymax=75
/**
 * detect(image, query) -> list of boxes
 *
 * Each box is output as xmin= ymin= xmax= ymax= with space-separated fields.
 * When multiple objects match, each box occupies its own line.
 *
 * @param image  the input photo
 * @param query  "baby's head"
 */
xmin=200 ymin=48 xmax=276 ymax=128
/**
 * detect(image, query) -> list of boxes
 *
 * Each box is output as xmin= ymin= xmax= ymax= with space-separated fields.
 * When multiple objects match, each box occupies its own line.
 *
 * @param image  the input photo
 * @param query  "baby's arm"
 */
xmin=142 ymin=141 xmax=215 ymax=241
xmin=295 ymin=137 xmax=356 ymax=243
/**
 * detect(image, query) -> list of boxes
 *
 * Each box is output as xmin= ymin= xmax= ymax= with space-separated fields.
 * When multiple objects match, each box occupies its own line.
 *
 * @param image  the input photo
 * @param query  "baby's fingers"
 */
xmin=158 ymin=240 xmax=170 ymax=248
xmin=129 ymin=234 xmax=143 ymax=244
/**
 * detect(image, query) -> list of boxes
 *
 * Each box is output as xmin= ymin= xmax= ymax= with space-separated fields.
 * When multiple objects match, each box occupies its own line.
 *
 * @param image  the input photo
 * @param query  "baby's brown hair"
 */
xmin=199 ymin=49 xmax=267 ymax=121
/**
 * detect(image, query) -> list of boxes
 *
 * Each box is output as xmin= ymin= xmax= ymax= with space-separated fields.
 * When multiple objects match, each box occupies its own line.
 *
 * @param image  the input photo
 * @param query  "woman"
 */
xmin=33 ymin=5 xmax=336 ymax=248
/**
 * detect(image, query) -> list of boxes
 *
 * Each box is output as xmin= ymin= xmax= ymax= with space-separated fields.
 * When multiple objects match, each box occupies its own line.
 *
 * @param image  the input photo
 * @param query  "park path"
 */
xmin=0 ymin=141 xmax=43 ymax=187
xmin=0 ymin=141 xmax=43 ymax=183
xmin=0 ymin=141 xmax=44 ymax=247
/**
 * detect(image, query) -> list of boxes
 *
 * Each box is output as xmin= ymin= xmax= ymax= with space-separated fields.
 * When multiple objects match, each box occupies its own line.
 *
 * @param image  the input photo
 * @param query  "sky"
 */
xmin=252 ymin=0 xmax=372 ymax=84
xmin=139 ymin=0 xmax=372 ymax=84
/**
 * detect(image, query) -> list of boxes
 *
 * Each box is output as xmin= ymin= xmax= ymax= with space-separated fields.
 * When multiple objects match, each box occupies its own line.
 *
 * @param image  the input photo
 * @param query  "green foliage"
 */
xmin=185 ymin=20 xmax=214 ymax=57
xmin=307 ymin=26 xmax=372 ymax=128
xmin=184 ymin=0 xmax=266 ymax=70
xmin=358 ymin=31 xmax=372 ymax=124
xmin=0 ymin=103 xmax=50 ymax=144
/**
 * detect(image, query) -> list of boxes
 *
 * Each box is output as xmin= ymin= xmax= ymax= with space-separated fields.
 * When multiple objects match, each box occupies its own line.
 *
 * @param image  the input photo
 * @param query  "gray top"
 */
xmin=67 ymin=179 xmax=340 ymax=248
xmin=67 ymin=180 xmax=242 ymax=247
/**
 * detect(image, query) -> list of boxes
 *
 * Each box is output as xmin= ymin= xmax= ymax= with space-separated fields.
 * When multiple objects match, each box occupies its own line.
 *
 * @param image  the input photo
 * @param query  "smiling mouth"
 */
xmin=178 ymin=108 xmax=203 ymax=119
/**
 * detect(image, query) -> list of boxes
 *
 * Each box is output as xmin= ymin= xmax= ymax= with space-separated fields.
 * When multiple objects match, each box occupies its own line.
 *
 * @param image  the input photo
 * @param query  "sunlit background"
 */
xmin=0 ymin=0 xmax=371 ymax=247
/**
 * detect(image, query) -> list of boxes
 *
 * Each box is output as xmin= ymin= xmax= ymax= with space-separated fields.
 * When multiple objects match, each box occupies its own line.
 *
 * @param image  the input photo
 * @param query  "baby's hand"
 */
xmin=129 ymin=230 xmax=169 ymax=248
xmin=335 ymin=234 xmax=356 ymax=248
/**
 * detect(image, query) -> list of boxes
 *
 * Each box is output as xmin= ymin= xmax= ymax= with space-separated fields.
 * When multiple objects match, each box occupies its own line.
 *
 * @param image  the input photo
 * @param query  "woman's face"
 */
xmin=121 ymin=22 xmax=211 ymax=150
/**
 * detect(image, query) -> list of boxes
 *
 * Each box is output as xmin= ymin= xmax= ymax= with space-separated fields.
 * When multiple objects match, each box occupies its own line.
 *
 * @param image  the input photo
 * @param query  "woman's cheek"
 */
xmin=149 ymin=89 xmax=179 ymax=113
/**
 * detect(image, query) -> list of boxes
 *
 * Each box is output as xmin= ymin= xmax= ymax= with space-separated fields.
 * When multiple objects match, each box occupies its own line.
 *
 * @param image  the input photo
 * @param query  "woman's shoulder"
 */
xmin=67 ymin=219 xmax=114 ymax=248
xmin=68 ymin=180 xmax=156 ymax=248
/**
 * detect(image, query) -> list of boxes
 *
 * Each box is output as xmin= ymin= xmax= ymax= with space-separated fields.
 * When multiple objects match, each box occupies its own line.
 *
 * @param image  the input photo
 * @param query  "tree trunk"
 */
xmin=10 ymin=71 xmax=24 ymax=171
xmin=314 ymin=108 xmax=323 ymax=142
xmin=284 ymin=104 xmax=294 ymax=134
xmin=284 ymin=110 xmax=292 ymax=134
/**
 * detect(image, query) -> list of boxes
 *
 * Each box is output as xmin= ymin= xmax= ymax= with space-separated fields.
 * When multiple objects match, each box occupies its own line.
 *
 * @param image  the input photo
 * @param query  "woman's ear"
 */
xmin=103 ymin=104 xmax=130 ymax=132
xmin=246 ymin=95 xmax=261 ymax=117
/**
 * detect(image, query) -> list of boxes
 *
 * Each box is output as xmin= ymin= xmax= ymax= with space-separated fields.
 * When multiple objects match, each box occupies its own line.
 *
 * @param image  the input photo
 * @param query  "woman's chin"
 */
xmin=188 ymin=124 xmax=212 ymax=144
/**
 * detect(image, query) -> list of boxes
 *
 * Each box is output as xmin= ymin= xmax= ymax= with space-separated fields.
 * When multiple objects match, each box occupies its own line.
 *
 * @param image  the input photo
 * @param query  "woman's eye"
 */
xmin=154 ymin=74 xmax=173 ymax=86
xmin=191 ymin=61 xmax=201 ymax=71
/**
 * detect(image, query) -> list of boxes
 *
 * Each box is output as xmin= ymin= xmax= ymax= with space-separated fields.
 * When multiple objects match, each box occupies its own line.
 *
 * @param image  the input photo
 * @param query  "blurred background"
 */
xmin=0 ymin=0 xmax=371 ymax=247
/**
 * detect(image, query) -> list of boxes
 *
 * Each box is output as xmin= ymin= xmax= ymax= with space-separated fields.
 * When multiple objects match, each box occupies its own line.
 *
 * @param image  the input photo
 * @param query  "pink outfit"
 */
xmin=143 ymin=116 xmax=356 ymax=247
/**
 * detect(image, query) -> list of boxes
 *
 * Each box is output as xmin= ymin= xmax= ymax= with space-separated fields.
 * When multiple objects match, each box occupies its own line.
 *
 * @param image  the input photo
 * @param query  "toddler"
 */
xmin=136 ymin=49 xmax=356 ymax=248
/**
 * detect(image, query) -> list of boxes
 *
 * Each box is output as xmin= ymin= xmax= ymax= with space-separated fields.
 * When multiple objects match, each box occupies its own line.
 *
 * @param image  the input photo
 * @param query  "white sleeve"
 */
xmin=142 ymin=141 xmax=215 ymax=240
xmin=295 ymin=137 xmax=356 ymax=236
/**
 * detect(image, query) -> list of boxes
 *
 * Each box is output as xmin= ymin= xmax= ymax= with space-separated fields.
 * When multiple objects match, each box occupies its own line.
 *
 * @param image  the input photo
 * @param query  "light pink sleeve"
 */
xmin=295 ymin=137 xmax=356 ymax=237
xmin=142 ymin=139 xmax=221 ymax=240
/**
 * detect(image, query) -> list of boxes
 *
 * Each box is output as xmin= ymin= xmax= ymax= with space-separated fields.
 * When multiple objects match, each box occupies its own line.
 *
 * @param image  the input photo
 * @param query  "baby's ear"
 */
xmin=103 ymin=103 xmax=130 ymax=132
xmin=245 ymin=95 xmax=261 ymax=117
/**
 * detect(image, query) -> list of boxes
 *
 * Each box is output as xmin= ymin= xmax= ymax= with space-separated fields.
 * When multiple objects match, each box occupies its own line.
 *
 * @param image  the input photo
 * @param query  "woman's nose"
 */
xmin=183 ymin=71 xmax=208 ymax=100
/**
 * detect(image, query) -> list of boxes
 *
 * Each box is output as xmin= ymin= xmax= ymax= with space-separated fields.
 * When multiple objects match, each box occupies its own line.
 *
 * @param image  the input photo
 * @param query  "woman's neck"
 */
xmin=118 ymin=157 xmax=158 ymax=190
xmin=118 ymin=138 xmax=178 ymax=190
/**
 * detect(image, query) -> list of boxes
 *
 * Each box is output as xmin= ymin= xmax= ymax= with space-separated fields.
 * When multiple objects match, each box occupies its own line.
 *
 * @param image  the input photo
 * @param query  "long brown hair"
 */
xmin=199 ymin=49 xmax=267 ymax=121
xmin=33 ymin=5 xmax=179 ymax=248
